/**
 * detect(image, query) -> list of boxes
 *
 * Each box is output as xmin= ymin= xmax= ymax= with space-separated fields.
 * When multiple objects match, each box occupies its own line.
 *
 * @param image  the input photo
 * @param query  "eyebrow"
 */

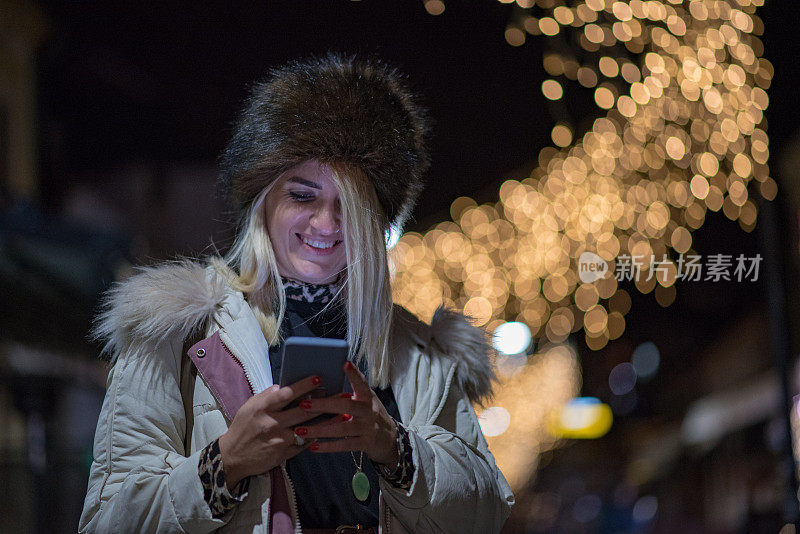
xmin=286 ymin=177 xmax=321 ymax=189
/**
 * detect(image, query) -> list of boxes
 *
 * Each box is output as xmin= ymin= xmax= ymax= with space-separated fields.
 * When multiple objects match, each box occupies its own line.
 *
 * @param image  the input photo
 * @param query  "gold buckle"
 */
xmin=335 ymin=526 xmax=368 ymax=534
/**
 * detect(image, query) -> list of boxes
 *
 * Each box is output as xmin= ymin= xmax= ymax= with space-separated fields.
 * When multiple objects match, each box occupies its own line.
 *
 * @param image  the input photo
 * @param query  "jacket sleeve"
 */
xmin=79 ymin=338 xmax=228 ymax=534
xmin=379 ymin=381 xmax=515 ymax=533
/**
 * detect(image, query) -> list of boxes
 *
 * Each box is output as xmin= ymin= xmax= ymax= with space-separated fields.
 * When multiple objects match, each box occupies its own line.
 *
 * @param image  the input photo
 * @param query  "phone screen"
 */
xmin=279 ymin=337 xmax=349 ymax=424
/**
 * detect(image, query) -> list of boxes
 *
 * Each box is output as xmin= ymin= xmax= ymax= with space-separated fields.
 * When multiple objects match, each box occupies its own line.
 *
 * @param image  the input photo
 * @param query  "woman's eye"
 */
xmin=288 ymin=191 xmax=314 ymax=202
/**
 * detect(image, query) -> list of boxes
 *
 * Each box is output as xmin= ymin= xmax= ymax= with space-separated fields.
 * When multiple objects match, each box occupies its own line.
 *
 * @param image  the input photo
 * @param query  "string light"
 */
xmin=389 ymin=0 xmax=771 ymax=489
xmin=393 ymin=0 xmax=770 ymax=349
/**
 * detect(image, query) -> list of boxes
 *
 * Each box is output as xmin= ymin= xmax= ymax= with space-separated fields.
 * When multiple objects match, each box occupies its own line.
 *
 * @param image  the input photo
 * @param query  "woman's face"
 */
xmin=264 ymin=160 xmax=346 ymax=285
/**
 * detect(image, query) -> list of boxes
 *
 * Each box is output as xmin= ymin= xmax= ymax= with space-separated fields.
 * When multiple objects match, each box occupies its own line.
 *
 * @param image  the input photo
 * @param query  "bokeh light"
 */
xmin=505 ymin=25 xmax=526 ymax=46
xmin=632 ymin=341 xmax=660 ymax=380
xmin=395 ymin=0 xmax=773 ymax=491
xmin=633 ymin=495 xmax=659 ymax=523
xmin=551 ymin=124 xmax=573 ymax=147
xmin=542 ymin=79 xmax=564 ymax=100
xmin=551 ymin=397 xmax=613 ymax=439
xmin=423 ymin=0 xmax=445 ymax=16
xmin=482 ymin=345 xmax=581 ymax=489
xmin=392 ymin=0 xmax=771 ymax=346
xmin=594 ymin=85 xmax=616 ymax=109
xmin=609 ymin=362 xmax=637 ymax=396
xmin=493 ymin=321 xmax=533 ymax=355
xmin=478 ymin=406 xmax=512 ymax=437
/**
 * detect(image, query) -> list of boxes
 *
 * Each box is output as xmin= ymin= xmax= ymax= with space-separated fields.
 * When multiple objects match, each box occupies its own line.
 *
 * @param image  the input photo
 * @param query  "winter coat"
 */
xmin=79 ymin=260 xmax=514 ymax=533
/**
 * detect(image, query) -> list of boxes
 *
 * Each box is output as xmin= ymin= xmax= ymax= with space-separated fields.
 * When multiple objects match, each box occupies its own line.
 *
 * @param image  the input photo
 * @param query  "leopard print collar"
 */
xmin=282 ymin=276 xmax=341 ymax=304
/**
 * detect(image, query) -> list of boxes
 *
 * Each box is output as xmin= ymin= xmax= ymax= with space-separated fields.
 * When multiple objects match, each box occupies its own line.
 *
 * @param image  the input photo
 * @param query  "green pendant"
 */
xmin=352 ymin=470 xmax=370 ymax=501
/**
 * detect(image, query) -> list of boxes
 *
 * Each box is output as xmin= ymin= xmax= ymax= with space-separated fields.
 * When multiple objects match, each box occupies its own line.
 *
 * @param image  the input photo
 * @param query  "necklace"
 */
xmin=350 ymin=450 xmax=370 ymax=501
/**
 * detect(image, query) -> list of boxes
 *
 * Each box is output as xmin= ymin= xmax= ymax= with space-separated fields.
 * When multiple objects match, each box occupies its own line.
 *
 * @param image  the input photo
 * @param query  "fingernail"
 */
xmin=340 ymin=392 xmax=353 ymax=399
xmin=295 ymin=427 xmax=308 ymax=436
xmin=341 ymin=414 xmax=352 ymax=422
xmin=309 ymin=443 xmax=320 ymax=451
xmin=311 ymin=375 xmax=322 ymax=386
xmin=344 ymin=361 xmax=355 ymax=370
xmin=300 ymin=400 xmax=312 ymax=410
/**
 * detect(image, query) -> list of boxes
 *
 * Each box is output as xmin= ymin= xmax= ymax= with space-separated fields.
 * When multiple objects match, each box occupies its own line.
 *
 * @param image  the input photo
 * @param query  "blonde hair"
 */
xmin=211 ymin=162 xmax=394 ymax=388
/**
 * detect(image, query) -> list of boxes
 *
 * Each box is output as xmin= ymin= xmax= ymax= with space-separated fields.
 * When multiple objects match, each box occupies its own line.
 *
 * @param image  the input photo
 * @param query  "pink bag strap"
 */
xmin=269 ymin=466 xmax=295 ymax=533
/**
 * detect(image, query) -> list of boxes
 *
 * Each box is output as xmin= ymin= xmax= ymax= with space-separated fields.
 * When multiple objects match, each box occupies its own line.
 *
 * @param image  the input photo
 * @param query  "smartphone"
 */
xmin=279 ymin=337 xmax=349 ymax=424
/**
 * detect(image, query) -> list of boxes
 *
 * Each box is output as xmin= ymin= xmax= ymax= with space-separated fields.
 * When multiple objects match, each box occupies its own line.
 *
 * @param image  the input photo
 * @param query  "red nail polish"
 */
xmin=345 ymin=361 xmax=355 ymax=370
xmin=341 ymin=414 xmax=352 ymax=422
xmin=311 ymin=375 xmax=322 ymax=386
xmin=300 ymin=400 xmax=312 ymax=410
xmin=309 ymin=443 xmax=320 ymax=451
xmin=295 ymin=427 xmax=308 ymax=436
xmin=340 ymin=392 xmax=353 ymax=399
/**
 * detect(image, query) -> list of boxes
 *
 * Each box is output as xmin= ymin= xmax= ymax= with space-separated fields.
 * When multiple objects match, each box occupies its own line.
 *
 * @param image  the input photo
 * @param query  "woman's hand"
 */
xmin=218 ymin=375 xmax=323 ymax=490
xmin=294 ymin=362 xmax=399 ymax=467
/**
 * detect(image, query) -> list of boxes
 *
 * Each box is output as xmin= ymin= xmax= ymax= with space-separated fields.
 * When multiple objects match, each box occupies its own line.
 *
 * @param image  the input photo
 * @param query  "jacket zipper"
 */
xmin=281 ymin=462 xmax=303 ymax=533
xmin=219 ymin=338 xmax=255 ymax=395
xmin=220 ymin=339 xmax=300 ymax=532
xmin=382 ymin=492 xmax=392 ymax=534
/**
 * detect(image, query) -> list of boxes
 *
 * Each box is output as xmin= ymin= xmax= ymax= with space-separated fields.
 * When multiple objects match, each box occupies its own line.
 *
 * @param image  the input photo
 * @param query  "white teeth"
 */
xmin=301 ymin=236 xmax=338 ymax=249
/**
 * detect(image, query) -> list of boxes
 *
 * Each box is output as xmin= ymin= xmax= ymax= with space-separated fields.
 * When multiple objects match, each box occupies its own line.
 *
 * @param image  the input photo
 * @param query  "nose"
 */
xmin=310 ymin=202 xmax=341 ymax=236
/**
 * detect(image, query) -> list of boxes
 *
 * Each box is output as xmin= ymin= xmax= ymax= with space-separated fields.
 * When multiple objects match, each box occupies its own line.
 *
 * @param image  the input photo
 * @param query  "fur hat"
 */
xmin=219 ymin=53 xmax=431 ymax=229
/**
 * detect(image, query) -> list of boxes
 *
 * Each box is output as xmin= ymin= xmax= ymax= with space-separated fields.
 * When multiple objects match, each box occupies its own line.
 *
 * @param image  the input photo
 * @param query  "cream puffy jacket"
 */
xmin=79 ymin=261 xmax=514 ymax=533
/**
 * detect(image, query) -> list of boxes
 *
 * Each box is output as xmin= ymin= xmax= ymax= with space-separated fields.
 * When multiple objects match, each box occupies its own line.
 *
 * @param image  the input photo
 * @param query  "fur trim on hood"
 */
xmin=429 ymin=307 xmax=496 ymax=405
xmin=93 ymin=260 xmax=496 ymax=403
xmin=92 ymin=260 xmax=227 ymax=362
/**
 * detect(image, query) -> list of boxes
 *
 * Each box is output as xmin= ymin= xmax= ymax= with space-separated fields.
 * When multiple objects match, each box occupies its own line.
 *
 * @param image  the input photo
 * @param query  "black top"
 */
xmin=268 ymin=296 xmax=402 ymax=529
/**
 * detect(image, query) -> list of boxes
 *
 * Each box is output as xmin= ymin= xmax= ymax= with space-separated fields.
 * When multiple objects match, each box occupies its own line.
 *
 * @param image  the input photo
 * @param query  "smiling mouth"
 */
xmin=298 ymin=234 xmax=342 ymax=250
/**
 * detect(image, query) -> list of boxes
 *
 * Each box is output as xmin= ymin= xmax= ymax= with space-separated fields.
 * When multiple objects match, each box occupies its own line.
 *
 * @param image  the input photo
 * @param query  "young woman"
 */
xmin=80 ymin=54 xmax=513 ymax=533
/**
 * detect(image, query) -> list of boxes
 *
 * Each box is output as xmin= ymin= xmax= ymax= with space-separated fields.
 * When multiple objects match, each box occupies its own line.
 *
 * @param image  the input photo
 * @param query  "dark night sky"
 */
xmin=35 ymin=0 xmax=559 ymax=228
xmin=33 ymin=0 xmax=800 ymax=223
